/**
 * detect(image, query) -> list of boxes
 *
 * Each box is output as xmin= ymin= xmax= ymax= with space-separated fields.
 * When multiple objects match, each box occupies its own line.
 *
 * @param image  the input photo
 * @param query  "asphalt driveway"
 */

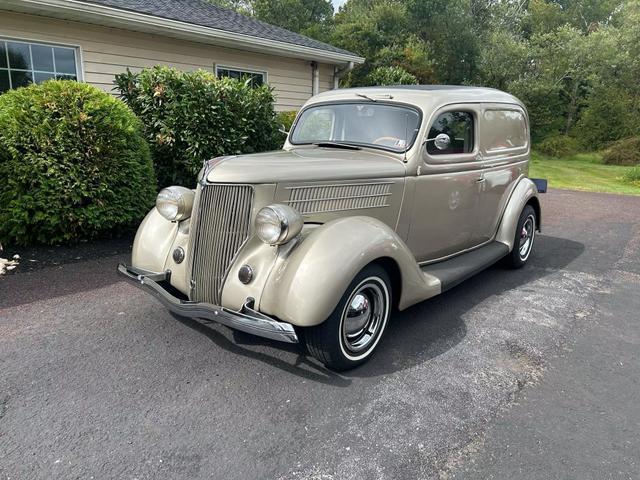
xmin=1 ymin=190 xmax=638 ymax=480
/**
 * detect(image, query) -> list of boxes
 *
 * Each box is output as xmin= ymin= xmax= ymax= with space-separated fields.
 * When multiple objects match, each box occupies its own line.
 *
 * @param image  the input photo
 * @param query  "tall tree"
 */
xmin=253 ymin=0 xmax=334 ymax=36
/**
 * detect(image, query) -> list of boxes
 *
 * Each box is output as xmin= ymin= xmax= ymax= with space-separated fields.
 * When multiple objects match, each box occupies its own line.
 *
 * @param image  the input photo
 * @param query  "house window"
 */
xmin=0 ymin=38 xmax=80 ymax=93
xmin=215 ymin=65 xmax=265 ymax=87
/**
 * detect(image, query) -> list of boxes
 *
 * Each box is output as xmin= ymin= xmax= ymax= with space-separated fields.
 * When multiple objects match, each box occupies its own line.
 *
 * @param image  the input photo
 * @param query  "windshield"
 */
xmin=290 ymin=102 xmax=421 ymax=153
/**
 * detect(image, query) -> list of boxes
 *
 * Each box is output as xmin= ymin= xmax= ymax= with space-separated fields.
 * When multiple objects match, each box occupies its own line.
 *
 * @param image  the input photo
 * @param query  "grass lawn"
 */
xmin=530 ymin=151 xmax=640 ymax=196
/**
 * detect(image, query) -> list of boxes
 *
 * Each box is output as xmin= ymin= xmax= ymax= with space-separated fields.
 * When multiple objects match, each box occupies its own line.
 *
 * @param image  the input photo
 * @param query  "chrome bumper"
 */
xmin=117 ymin=263 xmax=298 ymax=344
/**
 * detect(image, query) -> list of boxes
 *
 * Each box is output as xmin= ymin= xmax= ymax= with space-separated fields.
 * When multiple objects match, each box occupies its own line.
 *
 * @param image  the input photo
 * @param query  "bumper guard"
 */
xmin=117 ymin=263 xmax=298 ymax=343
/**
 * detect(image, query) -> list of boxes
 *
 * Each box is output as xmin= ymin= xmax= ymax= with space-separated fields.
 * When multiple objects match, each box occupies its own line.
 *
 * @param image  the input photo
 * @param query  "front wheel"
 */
xmin=302 ymin=264 xmax=392 ymax=371
xmin=505 ymin=204 xmax=537 ymax=269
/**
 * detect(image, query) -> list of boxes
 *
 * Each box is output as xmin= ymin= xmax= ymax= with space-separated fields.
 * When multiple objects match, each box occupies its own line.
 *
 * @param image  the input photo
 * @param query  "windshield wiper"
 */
xmin=355 ymin=93 xmax=377 ymax=102
xmin=314 ymin=141 xmax=362 ymax=150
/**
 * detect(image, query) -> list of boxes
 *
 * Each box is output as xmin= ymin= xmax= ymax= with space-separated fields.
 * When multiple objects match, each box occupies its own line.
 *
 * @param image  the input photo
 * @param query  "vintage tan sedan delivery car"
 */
xmin=119 ymin=85 xmax=541 ymax=370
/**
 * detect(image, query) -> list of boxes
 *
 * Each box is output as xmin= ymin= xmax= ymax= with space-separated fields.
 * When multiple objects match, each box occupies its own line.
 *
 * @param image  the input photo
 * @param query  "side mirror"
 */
xmin=428 ymin=133 xmax=451 ymax=151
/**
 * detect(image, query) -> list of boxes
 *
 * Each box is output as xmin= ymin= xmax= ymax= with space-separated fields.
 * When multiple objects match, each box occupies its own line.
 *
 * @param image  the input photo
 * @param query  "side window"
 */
xmin=426 ymin=111 xmax=474 ymax=155
xmin=483 ymin=110 xmax=527 ymax=152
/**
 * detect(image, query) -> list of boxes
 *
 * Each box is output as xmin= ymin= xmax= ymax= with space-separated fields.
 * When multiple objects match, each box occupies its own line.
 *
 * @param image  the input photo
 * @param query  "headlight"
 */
xmin=255 ymin=204 xmax=303 ymax=245
xmin=156 ymin=186 xmax=195 ymax=222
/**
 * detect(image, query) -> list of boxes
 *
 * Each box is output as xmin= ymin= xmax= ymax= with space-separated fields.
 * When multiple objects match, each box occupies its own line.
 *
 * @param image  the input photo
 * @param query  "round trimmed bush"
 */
xmin=602 ymin=137 xmax=640 ymax=166
xmin=536 ymin=135 xmax=580 ymax=158
xmin=0 ymin=80 xmax=156 ymax=246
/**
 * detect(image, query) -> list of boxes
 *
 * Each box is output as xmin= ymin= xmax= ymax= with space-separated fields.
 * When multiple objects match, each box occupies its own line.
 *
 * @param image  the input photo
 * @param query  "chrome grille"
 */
xmin=286 ymin=182 xmax=392 ymax=214
xmin=187 ymin=184 xmax=254 ymax=304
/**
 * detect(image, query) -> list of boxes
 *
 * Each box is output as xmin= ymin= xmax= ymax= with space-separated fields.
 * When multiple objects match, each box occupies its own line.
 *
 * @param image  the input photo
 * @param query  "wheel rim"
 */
xmin=340 ymin=278 xmax=389 ymax=359
xmin=518 ymin=215 xmax=535 ymax=261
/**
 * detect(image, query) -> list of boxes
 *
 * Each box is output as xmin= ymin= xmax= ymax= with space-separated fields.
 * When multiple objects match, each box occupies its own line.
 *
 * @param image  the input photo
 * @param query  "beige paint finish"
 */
xmin=494 ymin=177 xmax=540 ymax=250
xmin=405 ymin=100 xmax=531 ymax=262
xmin=475 ymin=158 xmax=527 ymax=245
xmin=273 ymin=178 xmax=406 ymax=229
xmin=407 ymin=170 xmax=484 ymax=261
xmin=0 ymin=10 xmax=336 ymax=110
xmin=128 ymin=86 xmax=539 ymax=328
xmin=205 ymin=148 xmax=406 ymax=184
xmin=220 ymin=236 xmax=280 ymax=311
xmin=131 ymin=208 xmax=178 ymax=273
xmin=259 ymin=217 xmax=441 ymax=326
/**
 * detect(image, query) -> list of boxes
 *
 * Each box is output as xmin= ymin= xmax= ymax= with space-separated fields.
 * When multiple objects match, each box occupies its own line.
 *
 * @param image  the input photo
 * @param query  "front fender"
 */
xmin=131 ymin=207 xmax=193 ymax=296
xmin=259 ymin=217 xmax=439 ymax=327
xmin=495 ymin=177 xmax=541 ymax=251
xmin=131 ymin=208 xmax=178 ymax=272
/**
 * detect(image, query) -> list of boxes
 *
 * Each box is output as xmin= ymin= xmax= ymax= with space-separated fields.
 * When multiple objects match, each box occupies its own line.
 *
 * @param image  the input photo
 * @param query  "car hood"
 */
xmin=205 ymin=147 xmax=406 ymax=184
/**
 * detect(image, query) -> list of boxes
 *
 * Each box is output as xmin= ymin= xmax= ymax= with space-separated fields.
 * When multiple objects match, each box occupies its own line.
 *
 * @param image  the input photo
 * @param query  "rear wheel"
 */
xmin=505 ymin=204 xmax=536 ymax=269
xmin=303 ymin=264 xmax=392 ymax=371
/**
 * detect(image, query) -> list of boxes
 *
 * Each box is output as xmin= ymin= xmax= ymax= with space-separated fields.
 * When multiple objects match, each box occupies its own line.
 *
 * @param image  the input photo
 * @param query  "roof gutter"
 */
xmin=3 ymin=0 xmax=365 ymax=65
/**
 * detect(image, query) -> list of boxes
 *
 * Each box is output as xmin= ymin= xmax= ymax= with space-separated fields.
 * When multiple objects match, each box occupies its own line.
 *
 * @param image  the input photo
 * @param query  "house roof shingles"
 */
xmin=82 ymin=0 xmax=357 ymax=58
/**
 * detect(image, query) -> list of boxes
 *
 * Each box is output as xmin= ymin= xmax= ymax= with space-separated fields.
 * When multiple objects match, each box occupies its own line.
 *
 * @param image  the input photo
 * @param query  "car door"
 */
xmin=406 ymin=106 xmax=485 ymax=262
xmin=473 ymin=105 xmax=530 ymax=244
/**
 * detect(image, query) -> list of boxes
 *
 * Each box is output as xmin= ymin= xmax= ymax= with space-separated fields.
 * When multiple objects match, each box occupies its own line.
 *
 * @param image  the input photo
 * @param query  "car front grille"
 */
xmin=187 ymin=183 xmax=254 ymax=305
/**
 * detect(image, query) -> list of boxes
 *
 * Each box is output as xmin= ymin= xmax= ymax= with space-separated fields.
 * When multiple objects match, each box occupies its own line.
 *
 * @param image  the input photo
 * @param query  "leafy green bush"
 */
xmin=115 ymin=66 xmax=282 ymax=187
xmin=364 ymin=66 xmax=418 ymax=86
xmin=623 ymin=165 xmax=640 ymax=185
xmin=272 ymin=110 xmax=298 ymax=146
xmin=276 ymin=110 xmax=298 ymax=132
xmin=602 ymin=137 xmax=640 ymax=166
xmin=536 ymin=135 xmax=580 ymax=158
xmin=0 ymin=80 xmax=155 ymax=246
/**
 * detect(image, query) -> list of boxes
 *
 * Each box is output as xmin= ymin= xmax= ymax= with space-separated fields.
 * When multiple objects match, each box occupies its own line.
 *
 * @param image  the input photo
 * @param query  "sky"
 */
xmin=332 ymin=0 xmax=347 ymax=11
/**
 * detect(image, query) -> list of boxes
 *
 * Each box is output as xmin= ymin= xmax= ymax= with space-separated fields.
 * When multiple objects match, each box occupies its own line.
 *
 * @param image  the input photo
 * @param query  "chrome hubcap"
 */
xmin=518 ymin=215 xmax=535 ymax=260
xmin=342 ymin=280 xmax=386 ymax=355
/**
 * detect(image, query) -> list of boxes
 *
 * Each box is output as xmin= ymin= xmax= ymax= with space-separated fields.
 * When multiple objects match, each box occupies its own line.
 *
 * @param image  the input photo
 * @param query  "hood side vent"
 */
xmin=286 ymin=182 xmax=392 ymax=215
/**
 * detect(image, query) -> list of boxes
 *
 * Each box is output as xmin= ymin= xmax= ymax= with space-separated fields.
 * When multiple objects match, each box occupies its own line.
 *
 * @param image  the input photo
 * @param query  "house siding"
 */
xmin=0 ymin=11 xmax=335 ymax=110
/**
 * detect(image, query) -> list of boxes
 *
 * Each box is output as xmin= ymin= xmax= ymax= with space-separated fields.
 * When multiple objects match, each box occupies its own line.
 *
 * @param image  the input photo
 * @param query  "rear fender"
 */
xmin=495 ymin=177 xmax=541 ymax=251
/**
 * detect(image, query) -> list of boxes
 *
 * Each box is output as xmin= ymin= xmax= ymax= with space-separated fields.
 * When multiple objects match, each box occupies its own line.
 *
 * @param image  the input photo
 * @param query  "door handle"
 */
xmin=476 ymin=177 xmax=485 ymax=183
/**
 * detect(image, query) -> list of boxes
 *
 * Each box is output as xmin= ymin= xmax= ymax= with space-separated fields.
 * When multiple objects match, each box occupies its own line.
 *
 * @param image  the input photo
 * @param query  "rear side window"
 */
xmin=426 ymin=111 xmax=474 ymax=155
xmin=483 ymin=110 xmax=528 ymax=152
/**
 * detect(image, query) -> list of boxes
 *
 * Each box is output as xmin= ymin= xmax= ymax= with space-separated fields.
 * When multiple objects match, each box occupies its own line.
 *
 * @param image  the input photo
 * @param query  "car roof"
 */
xmin=308 ymin=85 xmax=525 ymax=111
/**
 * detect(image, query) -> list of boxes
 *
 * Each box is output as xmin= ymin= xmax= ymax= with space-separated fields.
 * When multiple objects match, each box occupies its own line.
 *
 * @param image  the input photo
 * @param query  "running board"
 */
xmin=421 ymin=242 xmax=509 ymax=292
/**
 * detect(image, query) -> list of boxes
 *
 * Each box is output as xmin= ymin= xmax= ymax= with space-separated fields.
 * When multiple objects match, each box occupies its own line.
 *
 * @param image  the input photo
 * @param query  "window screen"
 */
xmin=427 ymin=111 xmax=474 ymax=155
xmin=0 ymin=39 xmax=79 ymax=94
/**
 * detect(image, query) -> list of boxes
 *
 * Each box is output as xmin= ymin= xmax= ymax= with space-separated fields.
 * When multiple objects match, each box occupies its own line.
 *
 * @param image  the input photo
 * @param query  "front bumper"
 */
xmin=117 ymin=263 xmax=298 ymax=343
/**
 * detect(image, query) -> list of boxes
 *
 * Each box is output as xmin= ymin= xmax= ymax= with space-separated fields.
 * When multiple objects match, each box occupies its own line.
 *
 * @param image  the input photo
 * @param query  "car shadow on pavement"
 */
xmin=175 ymin=315 xmax=353 ymax=386
xmin=177 ymin=235 xmax=585 ymax=385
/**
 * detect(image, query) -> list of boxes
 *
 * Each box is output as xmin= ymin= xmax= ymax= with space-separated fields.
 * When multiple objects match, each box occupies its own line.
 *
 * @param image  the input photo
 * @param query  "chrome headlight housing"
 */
xmin=156 ymin=186 xmax=195 ymax=222
xmin=255 ymin=204 xmax=303 ymax=245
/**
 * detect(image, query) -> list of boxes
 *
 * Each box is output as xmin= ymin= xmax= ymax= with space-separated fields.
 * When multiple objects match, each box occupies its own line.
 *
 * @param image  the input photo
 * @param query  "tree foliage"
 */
xmin=209 ymin=0 xmax=640 ymax=150
xmin=365 ymin=66 xmax=418 ymax=86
